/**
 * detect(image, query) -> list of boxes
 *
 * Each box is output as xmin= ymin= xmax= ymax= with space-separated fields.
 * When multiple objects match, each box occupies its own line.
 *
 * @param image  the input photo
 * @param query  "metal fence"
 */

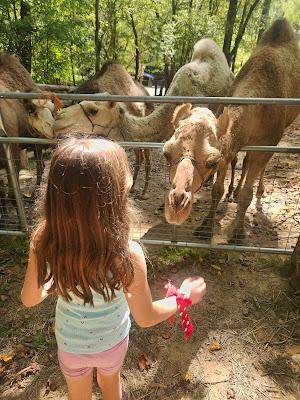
xmin=1 ymin=92 xmax=300 ymax=256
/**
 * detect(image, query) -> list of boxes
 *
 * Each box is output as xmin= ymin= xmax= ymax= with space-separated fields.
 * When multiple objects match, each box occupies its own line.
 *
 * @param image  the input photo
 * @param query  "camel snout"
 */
xmin=169 ymin=188 xmax=192 ymax=212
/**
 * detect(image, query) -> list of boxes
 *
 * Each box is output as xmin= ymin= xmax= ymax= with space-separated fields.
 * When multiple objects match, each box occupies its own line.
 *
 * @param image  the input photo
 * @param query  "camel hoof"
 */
xmin=228 ymin=229 xmax=246 ymax=245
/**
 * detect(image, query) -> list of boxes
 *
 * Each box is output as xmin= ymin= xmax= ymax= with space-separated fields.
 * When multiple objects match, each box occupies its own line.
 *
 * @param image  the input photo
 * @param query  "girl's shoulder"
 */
xmin=128 ymin=240 xmax=147 ymax=276
xmin=129 ymin=240 xmax=144 ymax=257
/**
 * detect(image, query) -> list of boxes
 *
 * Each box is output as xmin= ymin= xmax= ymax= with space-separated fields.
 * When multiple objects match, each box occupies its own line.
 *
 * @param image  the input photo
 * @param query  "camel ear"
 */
xmin=23 ymin=99 xmax=37 ymax=114
xmin=108 ymin=101 xmax=117 ymax=109
xmin=217 ymin=107 xmax=230 ymax=137
xmin=83 ymin=102 xmax=99 ymax=115
xmin=171 ymin=103 xmax=193 ymax=129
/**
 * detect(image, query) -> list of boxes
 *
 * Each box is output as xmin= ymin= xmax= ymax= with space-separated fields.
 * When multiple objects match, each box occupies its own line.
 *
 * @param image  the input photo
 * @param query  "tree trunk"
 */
xmin=16 ymin=1 xmax=32 ymax=72
xmin=223 ymin=0 xmax=238 ymax=65
xmin=291 ymin=235 xmax=300 ymax=289
xmin=70 ymin=44 xmax=76 ymax=85
xmin=257 ymin=0 xmax=272 ymax=43
xmin=229 ymin=0 xmax=261 ymax=70
xmin=130 ymin=12 xmax=139 ymax=80
xmin=94 ymin=0 xmax=101 ymax=73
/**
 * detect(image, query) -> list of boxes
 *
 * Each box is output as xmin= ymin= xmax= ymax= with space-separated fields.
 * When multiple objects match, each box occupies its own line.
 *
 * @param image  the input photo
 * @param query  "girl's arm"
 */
xmin=125 ymin=241 xmax=206 ymax=328
xmin=20 ymin=245 xmax=50 ymax=307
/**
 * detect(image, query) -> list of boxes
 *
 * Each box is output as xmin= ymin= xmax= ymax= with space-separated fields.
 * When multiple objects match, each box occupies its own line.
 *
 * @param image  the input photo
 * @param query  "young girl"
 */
xmin=21 ymin=135 xmax=206 ymax=400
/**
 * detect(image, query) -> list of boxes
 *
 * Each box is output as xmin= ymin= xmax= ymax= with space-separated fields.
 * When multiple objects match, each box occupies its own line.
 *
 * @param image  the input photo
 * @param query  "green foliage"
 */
xmin=0 ymin=0 xmax=299 ymax=83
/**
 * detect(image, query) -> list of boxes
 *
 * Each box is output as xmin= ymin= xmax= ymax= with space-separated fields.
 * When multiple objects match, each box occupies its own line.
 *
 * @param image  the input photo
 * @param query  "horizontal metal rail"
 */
xmin=0 ymin=230 xmax=294 ymax=255
xmin=0 ymin=137 xmax=300 ymax=153
xmin=141 ymin=240 xmax=294 ymax=255
xmin=0 ymin=91 xmax=300 ymax=105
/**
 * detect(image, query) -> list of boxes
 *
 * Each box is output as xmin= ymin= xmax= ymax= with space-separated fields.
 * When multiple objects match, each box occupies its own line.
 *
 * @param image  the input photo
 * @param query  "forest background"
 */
xmin=0 ymin=0 xmax=299 ymax=89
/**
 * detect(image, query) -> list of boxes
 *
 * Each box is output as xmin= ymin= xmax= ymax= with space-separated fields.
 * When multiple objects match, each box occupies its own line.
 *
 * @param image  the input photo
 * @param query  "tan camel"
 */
xmin=0 ymin=53 xmax=57 ymax=224
xmin=55 ymin=39 xmax=233 ymax=143
xmin=54 ymin=38 xmax=233 ymax=201
xmin=66 ymin=61 xmax=154 ymax=199
xmin=163 ymin=18 xmax=300 ymax=244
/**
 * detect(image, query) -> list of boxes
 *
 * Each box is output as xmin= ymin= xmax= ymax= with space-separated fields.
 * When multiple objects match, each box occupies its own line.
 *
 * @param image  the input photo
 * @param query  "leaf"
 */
xmin=15 ymin=344 xmax=29 ymax=358
xmin=211 ymin=264 xmax=222 ymax=272
xmin=45 ymin=378 xmax=57 ymax=395
xmin=183 ymin=372 xmax=192 ymax=382
xmin=0 ymin=354 xmax=14 ymax=363
xmin=160 ymin=330 xmax=171 ymax=340
xmin=207 ymin=341 xmax=222 ymax=352
xmin=138 ymin=354 xmax=153 ymax=371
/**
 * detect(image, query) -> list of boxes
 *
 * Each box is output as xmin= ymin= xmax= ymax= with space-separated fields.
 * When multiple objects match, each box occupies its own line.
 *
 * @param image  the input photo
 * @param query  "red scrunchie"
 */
xmin=165 ymin=282 xmax=193 ymax=339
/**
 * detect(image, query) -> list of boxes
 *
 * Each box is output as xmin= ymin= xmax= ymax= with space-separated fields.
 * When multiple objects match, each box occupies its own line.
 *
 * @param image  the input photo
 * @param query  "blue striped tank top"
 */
xmin=55 ymin=288 xmax=131 ymax=353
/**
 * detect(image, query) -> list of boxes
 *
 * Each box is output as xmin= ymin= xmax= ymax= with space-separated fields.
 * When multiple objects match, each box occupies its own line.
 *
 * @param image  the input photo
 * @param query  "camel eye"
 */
xmin=206 ymin=160 xmax=218 ymax=169
xmin=87 ymin=107 xmax=98 ymax=115
xmin=163 ymin=151 xmax=172 ymax=163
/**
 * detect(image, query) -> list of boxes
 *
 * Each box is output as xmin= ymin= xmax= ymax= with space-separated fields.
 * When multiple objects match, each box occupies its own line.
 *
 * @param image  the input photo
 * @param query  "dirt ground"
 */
xmin=0 ymin=239 xmax=300 ymax=400
xmin=0 ymin=113 xmax=300 ymax=399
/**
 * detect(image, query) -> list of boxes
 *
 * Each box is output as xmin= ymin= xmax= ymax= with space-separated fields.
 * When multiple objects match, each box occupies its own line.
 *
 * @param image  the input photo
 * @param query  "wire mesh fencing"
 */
xmin=0 ymin=137 xmax=299 ymax=255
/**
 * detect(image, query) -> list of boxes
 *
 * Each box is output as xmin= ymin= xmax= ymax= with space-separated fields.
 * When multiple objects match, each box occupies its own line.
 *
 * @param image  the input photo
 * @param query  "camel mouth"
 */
xmin=164 ymin=192 xmax=193 ymax=225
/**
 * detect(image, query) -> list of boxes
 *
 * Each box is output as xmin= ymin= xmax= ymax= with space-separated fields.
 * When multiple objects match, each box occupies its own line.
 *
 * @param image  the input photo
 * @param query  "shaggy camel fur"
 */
xmin=0 ymin=53 xmax=56 ymax=224
xmin=163 ymin=18 xmax=300 ymax=245
xmin=57 ymin=61 xmax=154 ymax=199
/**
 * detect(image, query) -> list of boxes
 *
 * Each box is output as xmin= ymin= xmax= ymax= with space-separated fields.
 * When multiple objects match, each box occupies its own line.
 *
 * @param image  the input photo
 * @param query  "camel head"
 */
xmin=53 ymin=98 xmax=125 ymax=141
xmin=163 ymin=104 xmax=220 ymax=225
xmin=24 ymin=98 xmax=56 ymax=139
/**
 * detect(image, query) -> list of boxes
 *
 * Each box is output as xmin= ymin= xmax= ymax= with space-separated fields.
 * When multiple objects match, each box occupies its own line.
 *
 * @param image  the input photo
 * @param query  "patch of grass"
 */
xmin=0 ymin=236 xmax=29 ymax=260
xmin=33 ymin=333 xmax=47 ymax=347
xmin=154 ymin=246 xmax=196 ymax=265
xmin=257 ymin=255 xmax=291 ymax=275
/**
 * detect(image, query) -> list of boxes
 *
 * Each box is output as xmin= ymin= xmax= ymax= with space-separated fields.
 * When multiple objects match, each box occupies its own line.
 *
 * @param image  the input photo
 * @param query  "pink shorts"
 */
xmin=57 ymin=336 xmax=129 ymax=379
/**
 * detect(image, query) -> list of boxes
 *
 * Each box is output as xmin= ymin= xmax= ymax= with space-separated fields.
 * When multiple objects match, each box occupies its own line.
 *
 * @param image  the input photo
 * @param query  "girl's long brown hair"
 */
xmin=33 ymin=134 xmax=135 ymax=305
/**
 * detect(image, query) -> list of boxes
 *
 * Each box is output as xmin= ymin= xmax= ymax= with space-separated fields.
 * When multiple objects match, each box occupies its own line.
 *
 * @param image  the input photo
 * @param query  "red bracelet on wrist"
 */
xmin=165 ymin=282 xmax=193 ymax=339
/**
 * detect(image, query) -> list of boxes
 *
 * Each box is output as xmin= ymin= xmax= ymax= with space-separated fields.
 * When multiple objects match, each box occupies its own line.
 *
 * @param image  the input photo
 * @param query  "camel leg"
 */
xmin=30 ymin=145 xmax=45 ymax=199
xmin=230 ymin=152 xmax=272 ymax=243
xmin=290 ymin=235 xmax=300 ymax=289
xmin=131 ymin=149 xmax=142 ymax=193
xmin=255 ymin=166 xmax=266 ymax=210
xmin=139 ymin=149 xmax=150 ymax=200
xmin=226 ymin=155 xmax=237 ymax=200
xmin=194 ymin=159 xmax=229 ymax=240
xmin=233 ymin=153 xmax=248 ymax=200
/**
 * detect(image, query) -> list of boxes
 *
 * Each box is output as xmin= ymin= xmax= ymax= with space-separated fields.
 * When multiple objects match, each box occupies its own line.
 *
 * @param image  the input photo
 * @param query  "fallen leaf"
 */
xmin=207 ymin=341 xmax=222 ymax=352
xmin=183 ymin=372 xmax=192 ymax=382
xmin=15 ymin=344 xmax=29 ymax=358
xmin=138 ymin=354 xmax=153 ymax=371
xmin=211 ymin=264 xmax=222 ymax=272
xmin=160 ymin=330 xmax=171 ymax=340
xmin=286 ymin=345 xmax=300 ymax=356
xmin=0 ymin=353 xmax=14 ymax=363
xmin=45 ymin=378 xmax=57 ymax=395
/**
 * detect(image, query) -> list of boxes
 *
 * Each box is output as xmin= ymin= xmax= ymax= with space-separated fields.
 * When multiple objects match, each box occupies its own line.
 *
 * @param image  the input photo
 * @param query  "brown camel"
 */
xmin=0 ymin=53 xmax=57 ymax=225
xmin=67 ymin=61 xmax=154 ymax=199
xmin=163 ymin=19 xmax=300 ymax=246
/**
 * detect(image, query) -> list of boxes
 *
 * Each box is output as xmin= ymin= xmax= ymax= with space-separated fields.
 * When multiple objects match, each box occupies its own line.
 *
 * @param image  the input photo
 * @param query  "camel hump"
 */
xmin=191 ymin=38 xmax=225 ymax=62
xmin=259 ymin=18 xmax=296 ymax=45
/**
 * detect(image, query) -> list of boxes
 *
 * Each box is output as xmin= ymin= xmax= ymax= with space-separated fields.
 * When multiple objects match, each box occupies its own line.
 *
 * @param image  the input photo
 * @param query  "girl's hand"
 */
xmin=178 ymin=277 xmax=206 ymax=305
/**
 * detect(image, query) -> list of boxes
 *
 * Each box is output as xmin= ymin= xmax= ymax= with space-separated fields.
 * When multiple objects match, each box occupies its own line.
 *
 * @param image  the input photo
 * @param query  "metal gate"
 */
xmin=0 ymin=92 xmax=300 ymax=255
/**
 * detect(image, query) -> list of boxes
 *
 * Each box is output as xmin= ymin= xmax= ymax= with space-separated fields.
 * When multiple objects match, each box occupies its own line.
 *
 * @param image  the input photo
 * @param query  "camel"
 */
xmin=54 ymin=39 xmax=233 ymax=199
xmin=67 ymin=61 xmax=154 ymax=199
xmin=163 ymin=19 xmax=300 ymax=245
xmin=0 ymin=53 xmax=57 ymax=225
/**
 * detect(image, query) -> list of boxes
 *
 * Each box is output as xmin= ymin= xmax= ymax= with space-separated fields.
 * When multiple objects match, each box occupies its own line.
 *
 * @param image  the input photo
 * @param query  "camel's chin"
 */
xmin=164 ymin=199 xmax=192 ymax=225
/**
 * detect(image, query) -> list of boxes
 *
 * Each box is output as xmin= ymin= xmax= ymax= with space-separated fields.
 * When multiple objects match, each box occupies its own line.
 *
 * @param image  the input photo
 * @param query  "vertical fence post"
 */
xmin=2 ymin=143 xmax=28 ymax=232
